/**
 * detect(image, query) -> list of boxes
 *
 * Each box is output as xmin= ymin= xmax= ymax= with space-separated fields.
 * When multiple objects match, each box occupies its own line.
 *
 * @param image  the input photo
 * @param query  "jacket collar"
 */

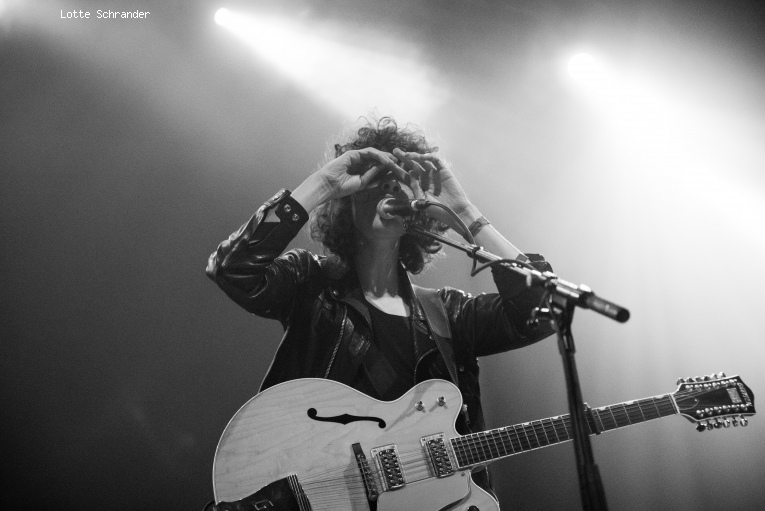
xmin=328 ymin=263 xmax=426 ymax=328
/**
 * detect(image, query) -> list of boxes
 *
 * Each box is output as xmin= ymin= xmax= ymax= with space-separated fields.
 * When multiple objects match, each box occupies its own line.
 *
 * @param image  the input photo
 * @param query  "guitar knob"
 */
xmin=415 ymin=401 xmax=424 ymax=411
xmin=467 ymin=506 xmax=479 ymax=511
xmin=436 ymin=396 xmax=446 ymax=406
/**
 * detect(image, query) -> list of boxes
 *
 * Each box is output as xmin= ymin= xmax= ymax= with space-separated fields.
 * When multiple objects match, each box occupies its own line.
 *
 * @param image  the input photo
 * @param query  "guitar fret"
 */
xmin=635 ymin=399 xmax=656 ymax=421
xmin=526 ymin=423 xmax=541 ymax=449
xmin=488 ymin=430 xmax=510 ymax=458
xmin=470 ymin=433 xmax=482 ymax=465
xmin=648 ymin=396 xmax=663 ymax=418
xmin=492 ymin=428 xmax=508 ymax=457
xmin=523 ymin=423 xmax=539 ymax=450
xmin=534 ymin=420 xmax=551 ymax=446
xmin=639 ymin=398 xmax=660 ymax=420
xmin=543 ymin=418 xmax=559 ymax=443
xmin=507 ymin=426 xmax=523 ymax=453
xmin=621 ymin=403 xmax=632 ymax=426
xmin=504 ymin=427 xmax=518 ymax=454
xmin=460 ymin=433 xmax=475 ymax=466
xmin=488 ymin=430 xmax=503 ymax=458
xmin=626 ymin=401 xmax=646 ymax=423
xmin=558 ymin=416 xmax=570 ymax=440
xmin=514 ymin=424 xmax=532 ymax=451
xmin=596 ymin=407 xmax=617 ymax=430
xmin=657 ymin=395 xmax=677 ymax=415
xmin=480 ymin=432 xmax=495 ymax=460
xmin=589 ymin=408 xmax=605 ymax=433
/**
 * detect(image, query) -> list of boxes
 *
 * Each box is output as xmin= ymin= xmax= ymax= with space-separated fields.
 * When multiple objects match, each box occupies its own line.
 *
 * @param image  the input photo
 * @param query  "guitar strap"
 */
xmin=412 ymin=285 xmax=459 ymax=386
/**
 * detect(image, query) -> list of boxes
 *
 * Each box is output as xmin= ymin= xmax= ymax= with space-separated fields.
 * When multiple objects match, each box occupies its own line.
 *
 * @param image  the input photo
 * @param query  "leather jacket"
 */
xmin=206 ymin=189 xmax=554 ymax=490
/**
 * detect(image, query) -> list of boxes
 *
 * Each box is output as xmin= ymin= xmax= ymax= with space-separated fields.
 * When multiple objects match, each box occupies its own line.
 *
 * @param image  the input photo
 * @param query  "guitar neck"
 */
xmin=451 ymin=393 xmax=678 ymax=468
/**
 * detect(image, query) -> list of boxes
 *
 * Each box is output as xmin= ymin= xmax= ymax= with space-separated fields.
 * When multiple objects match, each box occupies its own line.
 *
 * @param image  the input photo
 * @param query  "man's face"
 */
xmin=351 ymin=170 xmax=412 ymax=241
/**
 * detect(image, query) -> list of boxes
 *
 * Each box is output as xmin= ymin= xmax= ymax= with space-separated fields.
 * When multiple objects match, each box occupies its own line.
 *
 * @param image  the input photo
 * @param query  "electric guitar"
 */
xmin=213 ymin=373 xmax=755 ymax=511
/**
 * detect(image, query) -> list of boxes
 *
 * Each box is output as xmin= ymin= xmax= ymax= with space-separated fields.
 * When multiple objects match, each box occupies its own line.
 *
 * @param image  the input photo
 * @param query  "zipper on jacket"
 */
xmin=323 ymin=307 xmax=347 ymax=378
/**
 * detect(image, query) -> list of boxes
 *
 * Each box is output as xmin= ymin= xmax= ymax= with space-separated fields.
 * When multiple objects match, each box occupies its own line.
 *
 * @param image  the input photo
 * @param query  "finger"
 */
xmin=408 ymin=160 xmax=430 ymax=192
xmin=408 ymin=168 xmax=424 ymax=199
xmin=359 ymin=148 xmax=408 ymax=183
xmin=406 ymin=151 xmax=445 ymax=171
xmin=421 ymin=160 xmax=439 ymax=173
xmin=387 ymin=160 xmax=409 ymax=185
xmin=358 ymin=164 xmax=386 ymax=188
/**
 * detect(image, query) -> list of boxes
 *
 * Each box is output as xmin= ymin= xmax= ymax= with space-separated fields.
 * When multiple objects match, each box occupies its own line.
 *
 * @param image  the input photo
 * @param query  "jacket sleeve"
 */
xmin=205 ymin=189 xmax=318 ymax=324
xmin=441 ymin=255 xmax=555 ymax=358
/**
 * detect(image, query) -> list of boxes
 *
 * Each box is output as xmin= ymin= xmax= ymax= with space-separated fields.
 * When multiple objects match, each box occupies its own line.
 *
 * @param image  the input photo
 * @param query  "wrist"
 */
xmin=467 ymin=216 xmax=491 ymax=238
xmin=291 ymin=173 xmax=333 ymax=212
xmin=455 ymin=203 xmax=482 ymax=225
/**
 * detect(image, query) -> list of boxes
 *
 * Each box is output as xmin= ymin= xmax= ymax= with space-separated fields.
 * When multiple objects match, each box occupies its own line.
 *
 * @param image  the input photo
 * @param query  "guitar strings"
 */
xmin=289 ymin=386 xmax=727 ymax=509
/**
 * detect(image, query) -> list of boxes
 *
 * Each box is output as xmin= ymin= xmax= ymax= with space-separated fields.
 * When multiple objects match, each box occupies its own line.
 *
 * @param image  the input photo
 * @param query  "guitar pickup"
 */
xmin=421 ymin=433 xmax=456 ymax=478
xmin=370 ymin=444 xmax=405 ymax=490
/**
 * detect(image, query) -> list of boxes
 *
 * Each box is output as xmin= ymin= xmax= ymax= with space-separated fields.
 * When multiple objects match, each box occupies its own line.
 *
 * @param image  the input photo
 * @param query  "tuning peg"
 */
xmin=712 ymin=419 xmax=722 ymax=429
xmin=716 ymin=372 xmax=726 ymax=378
xmin=723 ymin=419 xmax=731 ymax=428
xmin=696 ymin=423 xmax=706 ymax=432
xmin=676 ymin=378 xmax=684 ymax=385
xmin=703 ymin=375 xmax=712 ymax=381
xmin=732 ymin=417 xmax=739 ymax=427
xmin=740 ymin=417 xmax=749 ymax=427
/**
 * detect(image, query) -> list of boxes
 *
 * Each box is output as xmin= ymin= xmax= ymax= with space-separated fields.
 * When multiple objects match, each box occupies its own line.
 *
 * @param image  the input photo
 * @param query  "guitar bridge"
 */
xmin=421 ymin=433 xmax=456 ymax=478
xmin=352 ymin=443 xmax=379 ymax=503
xmin=370 ymin=444 xmax=405 ymax=490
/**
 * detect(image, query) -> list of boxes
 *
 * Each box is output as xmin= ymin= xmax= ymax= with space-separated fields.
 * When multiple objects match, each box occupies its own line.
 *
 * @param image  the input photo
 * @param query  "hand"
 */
xmin=392 ymin=148 xmax=477 ymax=230
xmin=316 ymin=148 xmax=407 ymax=201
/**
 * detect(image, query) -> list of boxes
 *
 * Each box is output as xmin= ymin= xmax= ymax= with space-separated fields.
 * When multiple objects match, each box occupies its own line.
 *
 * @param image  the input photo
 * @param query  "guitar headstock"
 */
xmin=673 ymin=373 xmax=755 ymax=431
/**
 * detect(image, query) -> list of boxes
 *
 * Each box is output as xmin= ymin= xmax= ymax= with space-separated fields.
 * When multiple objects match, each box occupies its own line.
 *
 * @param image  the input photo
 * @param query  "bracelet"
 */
xmin=467 ymin=216 xmax=490 ymax=238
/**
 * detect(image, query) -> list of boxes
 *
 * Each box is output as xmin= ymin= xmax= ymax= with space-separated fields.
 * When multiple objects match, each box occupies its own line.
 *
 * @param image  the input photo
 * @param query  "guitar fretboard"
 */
xmin=451 ymin=393 xmax=678 ymax=468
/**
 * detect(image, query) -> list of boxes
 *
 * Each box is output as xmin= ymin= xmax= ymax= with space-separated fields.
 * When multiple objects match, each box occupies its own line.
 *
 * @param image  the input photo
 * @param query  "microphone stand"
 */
xmin=405 ymin=221 xmax=628 ymax=511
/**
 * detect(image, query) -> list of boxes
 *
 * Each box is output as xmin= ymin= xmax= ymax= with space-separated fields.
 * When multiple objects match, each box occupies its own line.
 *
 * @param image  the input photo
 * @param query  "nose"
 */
xmin=380 ymin=176 xmax=401 ymax=195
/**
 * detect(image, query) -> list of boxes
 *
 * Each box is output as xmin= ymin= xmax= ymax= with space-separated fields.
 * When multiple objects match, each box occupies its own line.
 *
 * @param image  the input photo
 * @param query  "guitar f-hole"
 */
xmin=307 ymin=408 xmax=386 ymax=428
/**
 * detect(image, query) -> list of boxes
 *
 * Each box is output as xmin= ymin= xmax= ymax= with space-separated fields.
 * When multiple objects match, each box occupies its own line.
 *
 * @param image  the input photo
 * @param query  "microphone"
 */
xmin=376 ymin=198 xmax=431 ymax=219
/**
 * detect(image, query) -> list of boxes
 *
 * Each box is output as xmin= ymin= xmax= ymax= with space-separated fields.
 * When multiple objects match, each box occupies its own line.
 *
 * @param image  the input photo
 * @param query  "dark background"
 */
xmin=2 ymin=0 xmax=764 ymax=509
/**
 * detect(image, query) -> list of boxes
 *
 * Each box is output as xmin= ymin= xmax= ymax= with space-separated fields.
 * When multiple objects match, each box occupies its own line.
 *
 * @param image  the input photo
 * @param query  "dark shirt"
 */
xmin=355 ymin=303 xmax=416 ymax=401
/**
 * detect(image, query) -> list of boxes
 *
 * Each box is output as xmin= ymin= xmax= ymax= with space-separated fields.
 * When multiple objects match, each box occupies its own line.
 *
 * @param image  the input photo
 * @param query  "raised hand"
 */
xmin=318 ymin=148 xmax=407 ymax=201
xmin=392 ymin=148 xmax=476 ymax=232
xmin=292 ymin=148 xmax=406 ymax=213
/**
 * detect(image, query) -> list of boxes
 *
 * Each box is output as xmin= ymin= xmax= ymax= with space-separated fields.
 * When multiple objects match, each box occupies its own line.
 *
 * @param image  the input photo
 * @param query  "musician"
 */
xmin=206 ymin=117 xmax=554 ymax=499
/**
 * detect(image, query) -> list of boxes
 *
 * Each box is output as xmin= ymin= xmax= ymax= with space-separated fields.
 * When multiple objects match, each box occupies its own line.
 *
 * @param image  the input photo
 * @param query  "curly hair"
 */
xmin=309 ymin=117 xmax=449 ymax=275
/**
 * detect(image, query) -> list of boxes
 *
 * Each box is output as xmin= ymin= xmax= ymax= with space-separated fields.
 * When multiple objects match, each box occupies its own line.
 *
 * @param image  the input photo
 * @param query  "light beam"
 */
xmin=214 ymin=8 xmax=446 ymax=121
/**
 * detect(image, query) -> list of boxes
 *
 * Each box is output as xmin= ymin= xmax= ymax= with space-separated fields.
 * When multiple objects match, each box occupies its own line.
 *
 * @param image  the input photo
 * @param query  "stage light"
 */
xmin=214 ymin=8 xmax=445 ymax=121
xmin=568 ymin=53 xmax=605 ymax=86
xmin=214 ymin=7 xmax=228 ymax=25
